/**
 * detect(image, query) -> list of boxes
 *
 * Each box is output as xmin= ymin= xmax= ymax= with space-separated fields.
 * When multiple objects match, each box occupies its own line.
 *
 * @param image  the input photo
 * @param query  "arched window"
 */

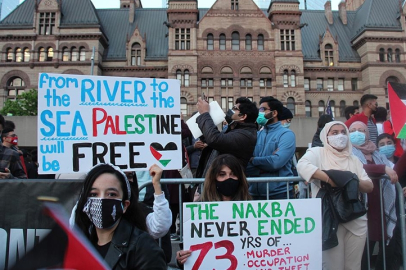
xmin=181 ymin=97 xmax=188 ymax=116
xmin=62 ymin=47 xmax=69 ymax=61
xmin=71 ymin=47 xmax=78 ymax=61
xmin=38 ymin=47 xmax=46 ymax=62
xmin=15 ymin=48 xmax=22 ymax=62
xmin=283 ymin=70 xmax=288 ymax=87
xmin=325 ymin=44 xmax=334 ymax=66
xmin=6 ymin=77 xmax=26 ymax=99
xmin=329 ymin=100 xmax=336 ymax=118
xmin=219 ymin=34 xmax=226 ymax=50
xmin=207 ymin=34 xmax=214 ymax=50
xmin=6 ymin=48 xmax=13 ymax=62
xmin=318 ymin=100 xmax=325 ymax=116
xmin=79 ymin=47 xmax=86 ymax=61
xmin=257 ymin=34 xmax=264 ymax=51
xmin=379 ymin=48 xmax=385 ymax=62
xmin=305 ymin=100 xmax=312 ymax=117
xmin=287 ymin=98 xmax=295 ymax=115
xmin=184 ymin=70 xmax=190 ymax=87
xmin=232 ymin=32 xmax=240 ymax=50
xmin=131 ymin=43 xmax=141 ymax=66
xmin=340 ymin=100 xmax=346 ymax=117
xmin=245 ymin=34 xmax=252 ymax=51
xmin=47 ymin=47 xmax=53 ymax=61
xmin=290 ymin=70 xmax=296 ymax=87
xmin=395 ymin=49 xmax=401 ymax=63
xmin=176 ymin=69 xmax=182 ymax=84
xmin=387 ymin=48 xmax=393 ymax=62
xmin=23 ymin=48 xmax=30 ymax=62
xmin=353 ymin=100 xmax=359 ymax=107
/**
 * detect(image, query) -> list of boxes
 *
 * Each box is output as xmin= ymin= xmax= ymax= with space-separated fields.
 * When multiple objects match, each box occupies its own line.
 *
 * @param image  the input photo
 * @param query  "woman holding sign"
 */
xmin=177 ymin=154 xmax=251 ymax=265
xmin=74 ymin=163 xmax=167 ymax=270
xmin=297 ymin=121 xmax=373 ymax=270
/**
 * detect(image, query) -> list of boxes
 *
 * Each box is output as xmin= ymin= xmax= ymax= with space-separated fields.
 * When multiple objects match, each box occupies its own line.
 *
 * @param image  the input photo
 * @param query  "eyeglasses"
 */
xmin=232 ymin=106 xmax=240 ymax=111
xmin=259 ymin=107 xmax=271 ymax=112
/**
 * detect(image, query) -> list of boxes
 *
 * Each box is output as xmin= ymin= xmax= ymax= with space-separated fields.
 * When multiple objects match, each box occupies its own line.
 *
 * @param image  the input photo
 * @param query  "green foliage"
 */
xmin=0 ymin=89 xmax=38 ymax=116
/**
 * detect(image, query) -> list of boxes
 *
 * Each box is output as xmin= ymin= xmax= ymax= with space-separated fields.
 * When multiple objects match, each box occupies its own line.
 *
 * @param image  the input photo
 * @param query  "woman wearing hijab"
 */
xmin=348 ymin=121 xmax=398 ymax=270
xmin=297 ymin=121 xmax=373 ymax=270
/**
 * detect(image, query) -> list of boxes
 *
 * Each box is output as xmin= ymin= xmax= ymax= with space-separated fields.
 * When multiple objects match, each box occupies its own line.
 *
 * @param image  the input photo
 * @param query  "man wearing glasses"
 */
xmin=246 ymin=96 xmax=296 ymax=200
xmin=195 ymin=97 xmax=258 ymax=178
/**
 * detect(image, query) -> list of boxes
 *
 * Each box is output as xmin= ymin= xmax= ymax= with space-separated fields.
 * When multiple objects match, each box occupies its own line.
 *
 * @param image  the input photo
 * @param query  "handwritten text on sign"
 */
xmin=183 ymin=199 xmax=322 ymax=270
xmin=37 ymin=73 xmax=182 ymax=173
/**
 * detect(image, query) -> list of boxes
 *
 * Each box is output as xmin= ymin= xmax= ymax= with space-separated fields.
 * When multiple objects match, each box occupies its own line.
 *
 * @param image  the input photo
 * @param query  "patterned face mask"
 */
xmin=83 ymin=198 xmax=124 ymax=229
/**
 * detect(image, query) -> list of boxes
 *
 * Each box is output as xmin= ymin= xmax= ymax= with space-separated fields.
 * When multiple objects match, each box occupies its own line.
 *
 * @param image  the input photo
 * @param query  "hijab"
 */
xmin=348 ymin=121 xmax=376 ymax=161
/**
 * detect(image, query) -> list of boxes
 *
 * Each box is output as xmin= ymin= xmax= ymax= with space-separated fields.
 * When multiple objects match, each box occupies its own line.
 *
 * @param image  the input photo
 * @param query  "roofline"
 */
xmin=351 ymin=27 xmax=403 ymax=42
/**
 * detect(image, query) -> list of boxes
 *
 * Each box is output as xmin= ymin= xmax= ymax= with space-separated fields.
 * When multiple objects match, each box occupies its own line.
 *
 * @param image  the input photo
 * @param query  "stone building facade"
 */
xmin=0 ymin=0 xmax=405 ymax=121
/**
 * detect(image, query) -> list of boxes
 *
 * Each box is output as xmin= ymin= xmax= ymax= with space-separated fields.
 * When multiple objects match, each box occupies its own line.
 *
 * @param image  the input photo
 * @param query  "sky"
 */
xmin=91 ymin=0 xmax=342 ymax=10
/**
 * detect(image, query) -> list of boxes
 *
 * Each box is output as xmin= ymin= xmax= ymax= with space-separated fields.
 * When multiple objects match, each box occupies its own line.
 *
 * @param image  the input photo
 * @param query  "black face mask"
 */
xmin=225 ymin=109 xmax=235 ymax=124
xmin=216 ymin=178 xmax=240 ymax=198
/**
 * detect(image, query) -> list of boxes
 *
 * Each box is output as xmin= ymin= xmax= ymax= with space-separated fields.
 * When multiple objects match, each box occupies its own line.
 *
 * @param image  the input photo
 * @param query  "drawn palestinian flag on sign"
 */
xmin=388 ymin=82 xmax=406 ymax=138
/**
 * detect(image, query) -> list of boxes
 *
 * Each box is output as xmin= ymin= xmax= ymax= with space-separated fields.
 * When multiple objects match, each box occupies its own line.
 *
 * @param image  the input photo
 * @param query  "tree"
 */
xmin=1 ymin=89 xmax=38 ymax=116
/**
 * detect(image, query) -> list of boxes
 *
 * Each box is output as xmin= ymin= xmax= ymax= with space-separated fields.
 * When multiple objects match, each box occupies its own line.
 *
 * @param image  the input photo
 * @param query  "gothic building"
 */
xmin=0 ymin=0 xmax=405 ymax=120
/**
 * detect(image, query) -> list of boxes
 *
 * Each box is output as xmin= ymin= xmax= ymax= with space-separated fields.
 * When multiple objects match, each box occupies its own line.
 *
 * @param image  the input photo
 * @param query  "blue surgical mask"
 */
xmin=379 ymin=145 xmax=396 ymax=159
xmin=282 ymin=123 xmax=291 ymax=129
xmin=256 ymin=112 xmax=268 ymax=126
xmin=349 ymin=131 xmax=366 ymax=146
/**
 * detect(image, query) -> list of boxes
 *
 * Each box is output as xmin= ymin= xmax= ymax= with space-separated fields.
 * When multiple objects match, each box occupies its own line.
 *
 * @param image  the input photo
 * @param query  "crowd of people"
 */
xmin=1 ymin=92 xmax=406 ymax=270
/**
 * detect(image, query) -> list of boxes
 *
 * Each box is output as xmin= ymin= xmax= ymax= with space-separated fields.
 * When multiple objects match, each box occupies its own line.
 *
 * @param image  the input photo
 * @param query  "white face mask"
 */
xmin=327 ymin=134 xmax=348 ymax=150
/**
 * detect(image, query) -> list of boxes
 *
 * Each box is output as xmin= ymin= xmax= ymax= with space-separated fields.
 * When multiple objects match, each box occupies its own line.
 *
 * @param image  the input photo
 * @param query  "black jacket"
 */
xmin=104 ymin=219 xmax=167 ymax=270
xmin=195 ymin=112 xmax=257 ymax=178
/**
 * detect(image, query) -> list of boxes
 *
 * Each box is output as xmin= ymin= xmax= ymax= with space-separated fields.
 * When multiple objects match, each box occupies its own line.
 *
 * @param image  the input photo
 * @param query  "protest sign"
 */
xmin=183 ymin=199 xmax=322 ymax=270
xmin=37 ymin=73 xmax=182 ymax=173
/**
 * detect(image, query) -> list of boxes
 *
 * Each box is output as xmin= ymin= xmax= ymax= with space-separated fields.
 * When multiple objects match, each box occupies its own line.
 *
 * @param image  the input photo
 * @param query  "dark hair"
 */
xmin=1 ymin=128 xmax=13 ymax=139
xmin=201 ymin=154 xmax=251 ymax=202
xmin=360 ymin=94 xmax=377 ymax=107
xmin=0 ymin=114 xmax=4 ymax=130
xmin=259 ymin=96 xmax=283 ymax=119
xmin=317 ymin=114 xmax=334 ymax=128
xmin=235 ymin=97 xmax=259 ymax=123
xmin=374 ymin=107 xmax=387 ymax=122
xmin=279 ymin=107 xmax=293 ymax=120
xmin=376 ymin=133 xmax=395 ymax=146
xmin=75 ymin=164 xmax=147 ymax=243
xmin=344 ymin=106 xmax=359 ymax=120
xmin=4 ymin=120 xmax=15 ymax=130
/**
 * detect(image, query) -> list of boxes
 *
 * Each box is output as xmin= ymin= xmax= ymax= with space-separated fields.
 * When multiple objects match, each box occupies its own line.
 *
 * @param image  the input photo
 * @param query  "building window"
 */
xmin=338 ymin=78 xmax=344 ymax=91
xmin=318 ymin=100 xmax=325 ymax=116
xmin=304 ymin=78 xmax=310 ymax=91
xmin=327 ymin=78 xmax=333 ymax=91
xmin=379 ymin=48 xmax=385 ymax=62
xmin=287 ymin=97 xmax=295 ymax=115
xmin=39 ymin=47 xmax=46 ymax=62
xmin=7 ymin=77 xmax=26 ymax=99
xmin=181 ymin=97 xmax=188 ymax=116
xmin=283 ymin=70 xmax=288 ymax=87
xmin=280 ymin=29 xmax=295 ymax=51
xmin=325 ymin=44 xmax=334 ymax=66
xmin=131 ymin=43 xmax=141 ymax=66
xmin=62 ymin=47 xmax=69 ymax=61
xmin=351 ymin=78 xmax=357 ymax=91
xmin=201 ymin=79 xmax=207 ymax=87
xmin=23 ymin=48 xmax=30 ymax=62
xmin=79 ymin=47 xmax=86 ymax=61
xmin=340 ymin=100 xmax=346 ymax=117
xmin=175 ymin=28 xmax=190 ymax=50
xmin=387 ymin=48 xmax=393 ymax=62
xmin=220 ymin=34 xmax=226 ymax=50
xmin=258 ymin=34 xmax=264 ymax=51
xmin=245 ymin=34 xmax=252 ymax=51
xmin=290 ymin=70 xmax=296 ymax=87
xmin=305 ymin=100 xmax=312 ymax=117
xmin=317 ymin=78 xmax=323 ymax=91
xmin=329 ymin=100 xmax=336 ymax=118
xmin=221 ymin=78 xmax=233 ymax=87
xmin=353 ymin=100 xmax=359 ymax=106
xmin=47 ymin=47 xmax=53 ymax=61
xmin=259 ymin=78 xmax=272 ymax=87
xmin=184 ymin=70 xmax=190 ymax=87
xmin=207 ymin=34 xmax=214 ymax=50
xmin=395 ymin=49 xmax=401 ymax=63
xmin=6 ymin=48 xmax=13 ymax=62
xmin=231 ymin=0 xmax=239 ymax=10
xmin=15 ymin=48 xmax=22 ymax=62
xmin=176 ymin=69 xmax=182 ymax=84
xmin=39 ymin=12 xmax=56 ymax=35
xmin=71 ymin=47 xmax=78 ymax=61
xmin=232 ymin=32 xmax=240 ymax=50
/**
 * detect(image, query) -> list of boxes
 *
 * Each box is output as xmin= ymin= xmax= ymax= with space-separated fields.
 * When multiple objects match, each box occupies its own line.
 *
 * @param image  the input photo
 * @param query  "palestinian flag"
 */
xmin=11 ymin=202 xmax=109 ymax=270
xmin=388 ymin=82 xmax=406 ymax=138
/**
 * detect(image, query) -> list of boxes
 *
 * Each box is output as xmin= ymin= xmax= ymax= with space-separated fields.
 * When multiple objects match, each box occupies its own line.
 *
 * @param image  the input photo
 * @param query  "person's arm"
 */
xmin=250 ymin=131 xmax=296 ymax=171
xmin=8 ymin=152 xmax=27 ymax=179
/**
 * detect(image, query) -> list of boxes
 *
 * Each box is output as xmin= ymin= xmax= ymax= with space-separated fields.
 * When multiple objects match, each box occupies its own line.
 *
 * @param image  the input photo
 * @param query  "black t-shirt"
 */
xmin=95 ymin=242 xmax=111 ymax=258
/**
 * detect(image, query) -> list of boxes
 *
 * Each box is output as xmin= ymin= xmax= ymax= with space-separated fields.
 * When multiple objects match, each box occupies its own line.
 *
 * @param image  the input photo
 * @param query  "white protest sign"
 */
xmin=37 ymin=73 xmax=182 ymax=173
xmin=183 ymin=199 xmax=322 ymax=270
xmin=186 ymin=101 xmax=225 ymax=139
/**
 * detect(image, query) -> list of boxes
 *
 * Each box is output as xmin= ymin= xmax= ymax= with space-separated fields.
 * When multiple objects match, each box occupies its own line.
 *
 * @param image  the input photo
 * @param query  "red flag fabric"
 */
xmin=387 ymin=82 xmax=406 ymax=138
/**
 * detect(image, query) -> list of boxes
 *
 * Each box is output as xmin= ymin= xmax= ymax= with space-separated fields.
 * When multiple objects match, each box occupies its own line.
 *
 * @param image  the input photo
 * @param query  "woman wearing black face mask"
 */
xmin=176 ymin=154 xmax=251 ymax=266
xmin=75 ymin=163 xmax=167 ymax=270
